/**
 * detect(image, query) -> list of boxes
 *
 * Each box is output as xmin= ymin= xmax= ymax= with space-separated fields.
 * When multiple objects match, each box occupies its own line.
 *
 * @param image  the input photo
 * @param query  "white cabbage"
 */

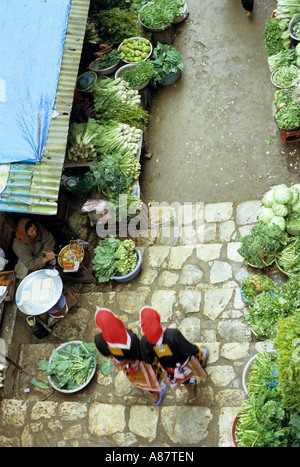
xmin=257 ymin=207 xmax=274 ymax=224
xmin=262 ymin=189 xmax=275 ymax=207
xmin=273 ymin=185 xmax=292 ymax=205
xmin=271 ymin=202 xmax=289 ymax=217
xmin=268 ymin=216 xmax=286 ymax=231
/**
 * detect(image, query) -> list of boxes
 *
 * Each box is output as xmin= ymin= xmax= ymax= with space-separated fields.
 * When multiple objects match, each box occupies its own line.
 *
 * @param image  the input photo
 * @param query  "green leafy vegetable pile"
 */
xmin=264 ymin=17 xmax=290 ymax=56
xmin=274 ymin=311 xmax=300 ymax=411
xmin=241 ymin=274 xmax=277 ymax=305
xmin=139 ymin=0 xmax=179 ymax=29
xmin=275 ymin=103 xmax=300 ymax=130
xmin=67 ymin=121 xmax=98 ymax=161
xmin=276 ymin=236 xmax=300 ymax=275
xmin=94 ymin=50 xmax=120 ymax=70
xmin=150 ymin=42 xmax=183 ymax=87
xmin=272 ymin=64 xmax=298 ymax=87
xmin=84 ymin=151 xmax=140 ymax=198
xmin=92 ymin=78 xmax=150 ymax=130
xmin=238 ymin=223 xmax=288 ymax=267
xmin=92 ymin=8 xmax=140 ymax=44
xmin=258 ymin=183 xmax=300 ymax=232
xmin=92 ymin=237 xmax=138 ymax=282
xmin=47 ymin=342 xmax=96 ymax=391
xmin=123 ymin=61 xmax=155 ymax=87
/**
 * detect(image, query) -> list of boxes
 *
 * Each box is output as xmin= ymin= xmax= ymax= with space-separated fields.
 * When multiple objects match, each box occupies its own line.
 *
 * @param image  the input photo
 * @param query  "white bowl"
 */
xmin=118 ymin=36 xmax=152 ymax=64
xmin=89 ymin=57 xmax=120 ymax=76
xmin=115 ymin=63 xmax=150 ymax=90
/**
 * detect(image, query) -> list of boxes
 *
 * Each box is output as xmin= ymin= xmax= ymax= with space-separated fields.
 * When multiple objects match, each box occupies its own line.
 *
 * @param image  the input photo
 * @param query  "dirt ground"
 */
xmin=140 ymin=0 xmax=300 ymax=205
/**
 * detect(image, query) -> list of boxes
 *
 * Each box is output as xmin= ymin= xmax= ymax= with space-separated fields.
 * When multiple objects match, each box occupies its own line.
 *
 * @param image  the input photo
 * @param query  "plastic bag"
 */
xmin=81 ymin=199 xmax=111 ymax=226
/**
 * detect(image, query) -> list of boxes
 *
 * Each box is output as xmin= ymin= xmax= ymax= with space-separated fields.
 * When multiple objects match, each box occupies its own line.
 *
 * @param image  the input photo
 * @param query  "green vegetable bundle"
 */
xmin=275 ymin=103 xmax=300 ymax=130
xmin=258 ymin=184 xmax=300 ymax=233
xmin=95 ymin=50 xmax=120 ymax=70
xmin=276 ymin=236 xmax=300 ymax=275
xmin=67 ymin=121 xmax=98 ymax=161
xmin=272 ymin=65 xmax=298 ymax=88
xmin=246 ymin=291 xmax=289 ymax=340
xmin=92 ymin=237 xmax=138 ymax=282
xmin=241 ymin=274 xmax=277 ymax=305
xmin=274 ymin=87 xmax=296 ymax=108
xmin=274 ymin=311 xmax=300 ymax=411
xmin=123 ymin=61 xmax=155 ymax=87
xmin=139 ymin=0 xmax=179 ymax=29
xmin=264 ymin=17 xmax=290 ymax=56
xmin=92 ymin=78 xmax=150 ymax=130
xmin=92 ymin=8 xmax=140 ymax=44
xmin=84 ymin=151 xmax=140 ymax=198
xmin=47 ymin=342 xmax=96 ymax=391
xmin=238 ymin=223 xmax=288 ymax=267
xmin=246 ymin=351 xmax=278 ymax=398
xmin=235 ymin=392 xmax=297 ymax=447
xmin=150 ymin=42 xmax=183 ymax=87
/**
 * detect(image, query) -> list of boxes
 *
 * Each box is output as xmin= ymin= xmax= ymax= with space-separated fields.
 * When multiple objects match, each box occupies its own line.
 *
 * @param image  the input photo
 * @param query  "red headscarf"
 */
xmin=94 ymin=308 xmax=131 ymax=349
xmin=139 ymin=306 xmax=165 ymax=345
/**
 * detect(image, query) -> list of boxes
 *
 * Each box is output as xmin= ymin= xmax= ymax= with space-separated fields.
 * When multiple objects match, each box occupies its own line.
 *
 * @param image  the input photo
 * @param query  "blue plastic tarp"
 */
xmin=0 ymin=0 xmax=71 ymax=164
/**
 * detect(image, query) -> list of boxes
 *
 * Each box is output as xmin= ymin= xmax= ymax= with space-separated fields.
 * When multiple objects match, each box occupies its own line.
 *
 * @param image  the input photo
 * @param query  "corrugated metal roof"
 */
xmin=0 ymin=0 xmax=90 ymax=215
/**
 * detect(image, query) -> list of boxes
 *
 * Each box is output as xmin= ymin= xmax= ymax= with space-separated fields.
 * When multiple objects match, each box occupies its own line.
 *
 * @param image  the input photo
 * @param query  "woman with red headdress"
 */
xmin=139 ymin=306 xmax=208 ymax=398
xmin=94 ymin=308 xmax=166 ymax=406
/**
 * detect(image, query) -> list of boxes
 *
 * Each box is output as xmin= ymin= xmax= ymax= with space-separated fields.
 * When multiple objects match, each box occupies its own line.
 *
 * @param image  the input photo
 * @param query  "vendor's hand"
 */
xmin=49 ymin=258 xmax=56 ymax=266
xmin=44 ymin=251 xmax=56 ymax=261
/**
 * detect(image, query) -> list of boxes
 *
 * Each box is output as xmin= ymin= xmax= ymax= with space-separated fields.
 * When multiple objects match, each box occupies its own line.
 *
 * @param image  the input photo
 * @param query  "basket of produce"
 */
xmin=275 ymin=236 xmax=300 ymax=276
xmin=289 ymin=14 xmax=300 ymax=42
xmin=47 ymin=341 xmax=97 ymax=393
xmin=271 ymin=65 xmax=299 ymax=89
xmin=92 ymin=238 xmax=142 ymax=283
xmin=118 ymin=37 xmax=152 ymax=63
xmin=138 ymin=1 xmax=177 ymax=32
xmin=89 ymin=50 xmax=120 ymax=76
xmin=240 ymin=274 xmax=277 ymax=307
xmin=58 ymin=240 xmax=85 ymax=272
xmin=274 ymin=103 xmax=300 ymax=130
xmin=76 ymin=71 xmax=97 ymax=94
xmin=115 ymin=61 xmax=155 ymax=90
xmin=173 ymin=1 xmax=189 ymax=24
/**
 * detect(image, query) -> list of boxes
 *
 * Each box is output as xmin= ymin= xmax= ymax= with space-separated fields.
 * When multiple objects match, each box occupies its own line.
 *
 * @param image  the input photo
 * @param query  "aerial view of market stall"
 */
xmin=0 ymin=0 xmax=299 ymax=448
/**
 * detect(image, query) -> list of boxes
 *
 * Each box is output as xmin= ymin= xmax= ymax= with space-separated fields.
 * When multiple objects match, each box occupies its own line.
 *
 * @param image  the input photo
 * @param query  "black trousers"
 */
xmin=241 ymin=0 xmax=254 ymax=12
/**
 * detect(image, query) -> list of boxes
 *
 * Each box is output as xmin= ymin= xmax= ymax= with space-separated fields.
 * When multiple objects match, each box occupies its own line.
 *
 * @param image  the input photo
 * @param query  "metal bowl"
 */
xmin=118 ymin=36 xmax=153 ymax=64
xmin=47 ymin=340 xmax=96 ymax=393
xmin=115 ymin=63 xmax=150 ymax=90
xmin=16 ymin=269 xmax=63 ymax=316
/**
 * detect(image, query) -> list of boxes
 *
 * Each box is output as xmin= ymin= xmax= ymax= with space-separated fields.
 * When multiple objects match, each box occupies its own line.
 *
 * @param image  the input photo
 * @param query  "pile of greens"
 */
xmin=95 ymin=50 xmax=120 ymax=70
xmin=246 ymin=350 xmax=278 ymax=398
xmin=246 ymin=291 xmax=290 ymax=340
xmin=47 ymin=342 xmax=96 ymax=391
xmin=241 ymin=274 xmax=277 ymax=305
xmin=274 ymin=87 xmax=296 ymax=109
xmin=268 ymin=47 xmax=297 ymax=73
xmin=150 ymin=42 xmax=183 ymax=87
xmin=92 ymin=237 xmax=138 ymax=282
xmin=244 ymin=275 xmax=300 ymax=340
xmin=276 ymin=236 xmax=300 ymax=275
xmin=264 ymin=17 xmax=290 ymax=56
xmin=92 ymin=78 xmax=150 ymax=130
xmin=275 ymin=103 xmax=300 ymax=130
xmin=258 ymin=183 xmax=300 ymax=232
xmin=272 ymin=64 xmax=298 ymax=88
xmin=139 ymin=0 xmax=179 ymax=29
xmin=291 ymin=13 xmax=300 ymax=38
xmin=235 ymin=391 xmax=299 ymax=447
xmin=238 ymin=223 xmax=288 ymax=267
xmin=274 ymin=311 xmax=300 ymax=411
xmin=67 ymin=121 xmax=98 ymax=161
xmin=92 ymin=8 xmax=140 ymax=44
xmin=123 ymin=61 xmax=155 ymax=87
xmin=84 ymin=152 xmax=140 ymax=198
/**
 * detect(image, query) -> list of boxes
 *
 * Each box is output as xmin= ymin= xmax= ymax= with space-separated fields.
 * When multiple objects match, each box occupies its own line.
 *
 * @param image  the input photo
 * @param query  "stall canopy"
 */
xmin=0 ymin=0 xmax=71 ymax=164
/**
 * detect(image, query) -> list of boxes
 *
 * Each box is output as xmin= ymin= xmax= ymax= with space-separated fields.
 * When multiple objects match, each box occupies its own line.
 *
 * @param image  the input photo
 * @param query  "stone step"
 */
xmin=0 ymin=397 xmax=235 ymax=447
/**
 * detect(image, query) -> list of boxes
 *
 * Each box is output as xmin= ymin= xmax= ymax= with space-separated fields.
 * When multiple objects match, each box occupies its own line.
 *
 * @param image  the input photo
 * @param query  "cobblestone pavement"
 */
xmin=0 ymin=201 xmax=275 ymax=447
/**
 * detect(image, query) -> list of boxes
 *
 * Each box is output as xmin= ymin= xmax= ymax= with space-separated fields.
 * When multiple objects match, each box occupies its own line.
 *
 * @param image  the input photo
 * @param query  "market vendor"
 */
xmin=12 ymin=218 xmax=56 ymax=272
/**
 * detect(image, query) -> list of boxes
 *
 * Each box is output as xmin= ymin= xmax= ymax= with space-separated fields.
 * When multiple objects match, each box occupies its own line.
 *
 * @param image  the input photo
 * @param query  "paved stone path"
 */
xmin=0 ymin=200 xmax=272 ymax=447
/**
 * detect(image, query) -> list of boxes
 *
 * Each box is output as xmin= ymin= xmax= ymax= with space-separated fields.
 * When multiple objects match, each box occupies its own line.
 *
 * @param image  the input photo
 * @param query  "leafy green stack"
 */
xmin=47 ymin=342 xmax=97 ymax=391
xmin=93 ymin=237 xmax=138 ymax=282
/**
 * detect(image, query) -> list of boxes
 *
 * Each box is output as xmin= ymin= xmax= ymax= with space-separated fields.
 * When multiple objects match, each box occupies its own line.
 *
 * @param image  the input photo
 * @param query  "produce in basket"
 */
xmin=119 ymin=38 xmax=151 ymax=62
xmin=47 ymin=342 xmax=96 ymax=391
xmin=92 ymin=237 xmax=138 ymax=282
xmin=122 ymin=61 xmax=155 ymax=87
xmin=272 ymin=65 xmax=299 ymax=88
xmin=274 ymin=103 xmax=300 ymax=130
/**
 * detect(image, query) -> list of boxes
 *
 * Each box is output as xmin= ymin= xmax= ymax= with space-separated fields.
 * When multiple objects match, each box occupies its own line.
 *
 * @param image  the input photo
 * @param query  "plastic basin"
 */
xmin=113 ymin=249 xmax=142 ymax=282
